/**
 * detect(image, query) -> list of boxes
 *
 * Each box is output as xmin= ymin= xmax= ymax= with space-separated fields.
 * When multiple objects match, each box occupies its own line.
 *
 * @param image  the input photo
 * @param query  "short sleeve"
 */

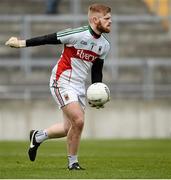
xmin=57 ymin=28 xmax=81 ymax=45
xmin=57 ymin=33 xmax=76 ymax=45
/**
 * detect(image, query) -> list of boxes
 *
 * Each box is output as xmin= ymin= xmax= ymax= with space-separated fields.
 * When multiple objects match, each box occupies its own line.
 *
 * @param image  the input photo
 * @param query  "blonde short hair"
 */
xmin=88 ymin=4 xmax=111 ymax=16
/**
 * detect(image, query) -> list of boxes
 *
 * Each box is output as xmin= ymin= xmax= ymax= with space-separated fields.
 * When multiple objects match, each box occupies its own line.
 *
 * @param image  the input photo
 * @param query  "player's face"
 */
xmin=97 ymin=13 xmax=112 ymax=33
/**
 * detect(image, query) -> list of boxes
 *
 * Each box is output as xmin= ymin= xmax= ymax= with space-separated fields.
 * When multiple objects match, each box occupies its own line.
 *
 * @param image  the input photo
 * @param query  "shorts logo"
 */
xmin=64 ymin=94 xmax=69 ymax=101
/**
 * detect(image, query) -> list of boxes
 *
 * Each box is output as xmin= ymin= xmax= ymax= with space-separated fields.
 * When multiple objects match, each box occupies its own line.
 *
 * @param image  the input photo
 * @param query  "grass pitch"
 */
xmin=0 ymin=139 xmax=171 ymax=179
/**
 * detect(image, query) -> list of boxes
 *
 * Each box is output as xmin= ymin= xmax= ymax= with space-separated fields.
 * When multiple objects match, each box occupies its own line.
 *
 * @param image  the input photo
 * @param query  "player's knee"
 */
xmin=73 ymin=117 xmax=84 ymax=131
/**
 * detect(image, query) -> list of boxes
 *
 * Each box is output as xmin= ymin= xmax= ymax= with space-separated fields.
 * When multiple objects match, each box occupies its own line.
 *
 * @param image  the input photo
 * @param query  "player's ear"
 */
xmin=92 ymin=16 xmax=99 ymax=24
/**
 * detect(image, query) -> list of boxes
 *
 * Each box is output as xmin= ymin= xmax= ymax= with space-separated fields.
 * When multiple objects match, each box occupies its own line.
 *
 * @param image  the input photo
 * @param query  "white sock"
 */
xmin=68 ymin=155 xmax=78 ymax=167
xmin=35 ymin=130 xmax=48 ymax=143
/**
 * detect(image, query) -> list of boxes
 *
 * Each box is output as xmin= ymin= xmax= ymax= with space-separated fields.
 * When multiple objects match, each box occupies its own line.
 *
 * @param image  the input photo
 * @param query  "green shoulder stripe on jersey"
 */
xmin=57 ymin=29 xmax=87 ymax=37
xmin=57 ymin=26 xmax=88 ymax=37
xmin=102 ymin=33 xmax=110 ymax=44
xmin=58 ymin=26 xmax=88 ymax=34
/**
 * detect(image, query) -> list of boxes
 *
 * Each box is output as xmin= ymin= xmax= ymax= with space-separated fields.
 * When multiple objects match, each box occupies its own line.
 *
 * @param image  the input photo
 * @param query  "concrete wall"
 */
xmin=0 ymin=99 xmax=171 ymax=140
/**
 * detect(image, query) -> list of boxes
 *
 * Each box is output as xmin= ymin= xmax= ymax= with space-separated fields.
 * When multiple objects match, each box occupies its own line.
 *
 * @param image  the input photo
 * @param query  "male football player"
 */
xmin=5 ymin=3 xmax=112 ymax=170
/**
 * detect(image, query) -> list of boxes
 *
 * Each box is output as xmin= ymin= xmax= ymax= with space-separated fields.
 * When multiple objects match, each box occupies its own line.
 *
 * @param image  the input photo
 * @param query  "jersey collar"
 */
xmin=88 ymin=25 xmax=101 ymax=39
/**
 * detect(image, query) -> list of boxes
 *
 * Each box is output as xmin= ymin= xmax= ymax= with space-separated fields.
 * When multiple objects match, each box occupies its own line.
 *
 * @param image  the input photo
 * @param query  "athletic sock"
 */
xmin=68 ymin=155 xmax=78 ymax=168
xmin=35 ymin=130 xmax=48 ymax=143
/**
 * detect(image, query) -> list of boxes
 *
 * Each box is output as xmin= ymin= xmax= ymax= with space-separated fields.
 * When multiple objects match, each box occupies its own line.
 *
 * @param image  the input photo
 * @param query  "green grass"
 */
xmin=0 ymin=139 xmax=171 ymax=179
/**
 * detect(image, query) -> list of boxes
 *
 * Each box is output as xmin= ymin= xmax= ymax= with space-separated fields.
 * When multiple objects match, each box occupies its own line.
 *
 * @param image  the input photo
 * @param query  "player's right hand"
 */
xmin=5 ymin=37 xmax=26 ymax=48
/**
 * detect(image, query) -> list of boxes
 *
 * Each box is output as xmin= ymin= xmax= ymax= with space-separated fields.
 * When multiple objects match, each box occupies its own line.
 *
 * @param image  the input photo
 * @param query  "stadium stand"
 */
xmin=0 ymin=0 xmax=148 ymax=15
xmin=0 ymin=0 xmax=171 ymax=99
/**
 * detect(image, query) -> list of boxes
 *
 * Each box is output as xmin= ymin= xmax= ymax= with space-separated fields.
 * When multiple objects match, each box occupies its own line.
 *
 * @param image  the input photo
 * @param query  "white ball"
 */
xmin=86 ymin=82 xmax=110 ymax=106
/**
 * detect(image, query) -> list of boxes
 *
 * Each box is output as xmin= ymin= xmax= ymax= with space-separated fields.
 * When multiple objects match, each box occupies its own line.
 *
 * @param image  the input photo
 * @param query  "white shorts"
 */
xmin=49 ymin=77 xmax=86 ymax=109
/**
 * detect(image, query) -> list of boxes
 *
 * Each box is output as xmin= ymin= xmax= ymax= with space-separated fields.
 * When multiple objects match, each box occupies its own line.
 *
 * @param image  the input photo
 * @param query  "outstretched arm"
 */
xmin=5 ymin=33 xmax=61 ymax=48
